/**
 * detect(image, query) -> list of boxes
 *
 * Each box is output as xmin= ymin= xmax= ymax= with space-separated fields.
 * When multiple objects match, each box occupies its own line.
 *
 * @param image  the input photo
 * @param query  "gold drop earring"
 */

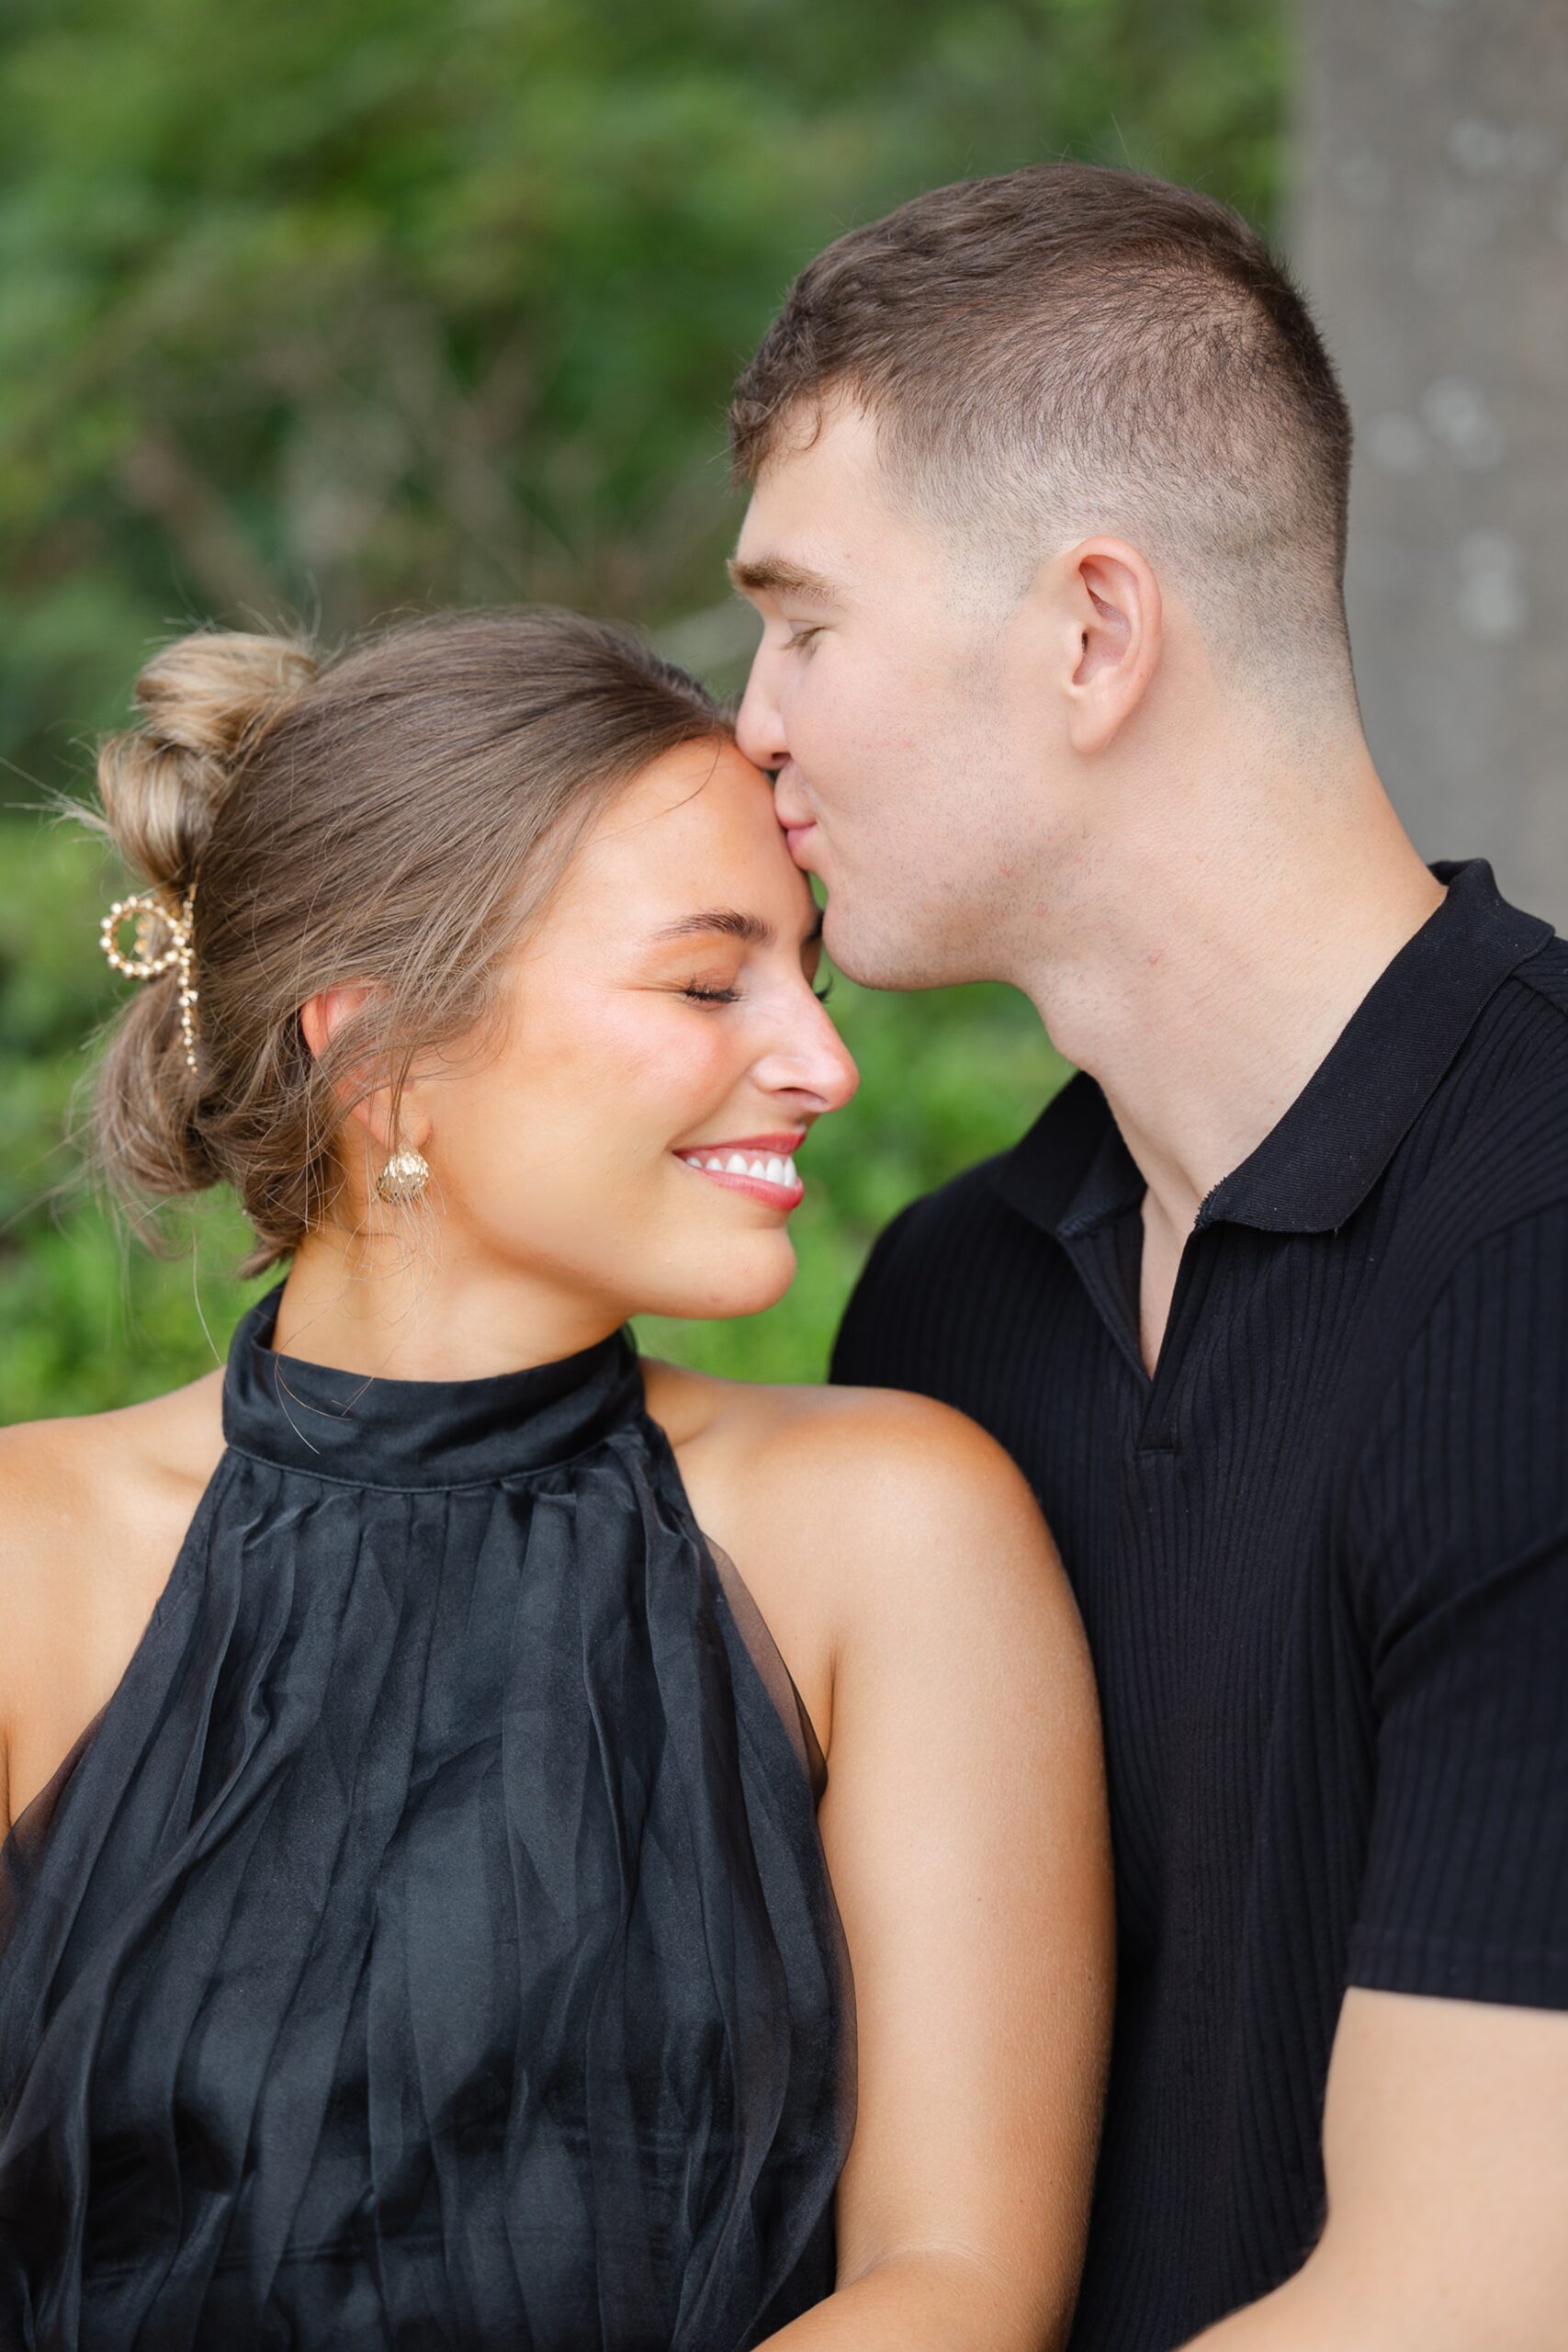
xmin=376 ymin=1146 xmax=430 ymax=1204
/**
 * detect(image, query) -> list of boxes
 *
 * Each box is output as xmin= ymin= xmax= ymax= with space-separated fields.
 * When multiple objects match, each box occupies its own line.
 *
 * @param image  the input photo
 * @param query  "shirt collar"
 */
xmin=991 ymin=1069 xmax=1140 ymax=1237
xmin=992 ymin=859 xmax=1553 ymax=1244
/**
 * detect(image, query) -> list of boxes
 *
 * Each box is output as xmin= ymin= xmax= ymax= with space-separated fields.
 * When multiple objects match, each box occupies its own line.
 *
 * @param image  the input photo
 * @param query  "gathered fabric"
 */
xmin=0 ymin=1288 xmax=854 ymax=2351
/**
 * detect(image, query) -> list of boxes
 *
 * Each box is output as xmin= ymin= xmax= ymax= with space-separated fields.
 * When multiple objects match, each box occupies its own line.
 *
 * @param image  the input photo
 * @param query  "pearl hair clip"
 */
xmin=99 ymin=877 xmax=200 ymax=1074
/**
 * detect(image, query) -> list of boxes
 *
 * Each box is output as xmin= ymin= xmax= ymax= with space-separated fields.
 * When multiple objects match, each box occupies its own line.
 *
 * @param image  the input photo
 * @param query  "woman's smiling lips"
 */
xmin=672 ymin=1132 xmax=807 ymax=1209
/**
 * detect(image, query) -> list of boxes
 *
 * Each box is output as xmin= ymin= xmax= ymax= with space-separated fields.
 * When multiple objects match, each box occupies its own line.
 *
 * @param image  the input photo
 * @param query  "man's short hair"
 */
xmin=730 ymin=164 xmax=1356 ymax=691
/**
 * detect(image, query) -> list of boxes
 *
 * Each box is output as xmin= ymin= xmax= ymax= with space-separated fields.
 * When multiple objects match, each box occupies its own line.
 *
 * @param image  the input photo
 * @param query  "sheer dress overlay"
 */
xmin=0 ymin=1288 xmax=856 ymax=2351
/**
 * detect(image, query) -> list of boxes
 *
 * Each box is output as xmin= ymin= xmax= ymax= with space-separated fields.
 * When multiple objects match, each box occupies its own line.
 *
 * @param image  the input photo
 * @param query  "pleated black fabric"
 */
xmin=0 ymin=1291 xmax=854 ymax=2352
xmin=832 ymin=859 xmax=1568 ymax=2352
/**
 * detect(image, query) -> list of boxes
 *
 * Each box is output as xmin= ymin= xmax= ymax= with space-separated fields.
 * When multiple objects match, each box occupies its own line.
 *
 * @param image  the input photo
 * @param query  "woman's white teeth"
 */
xmin=680 ymin=1150 xmax=801 ymax=1191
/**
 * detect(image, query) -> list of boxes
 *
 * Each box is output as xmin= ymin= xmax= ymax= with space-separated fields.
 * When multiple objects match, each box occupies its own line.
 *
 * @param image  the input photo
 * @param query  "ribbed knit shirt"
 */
xmin=830 ymin=859 xmax=1568 ymax=2352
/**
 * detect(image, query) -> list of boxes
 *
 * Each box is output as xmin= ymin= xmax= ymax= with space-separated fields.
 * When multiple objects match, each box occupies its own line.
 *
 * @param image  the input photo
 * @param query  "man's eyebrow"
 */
xmin=727 ymin=554 xmax=840 ymax=602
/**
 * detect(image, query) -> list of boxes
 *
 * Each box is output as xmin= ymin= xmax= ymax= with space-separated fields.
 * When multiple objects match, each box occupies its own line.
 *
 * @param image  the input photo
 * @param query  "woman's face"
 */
xmin=402 ymin=737 xmax=860 ymax=1325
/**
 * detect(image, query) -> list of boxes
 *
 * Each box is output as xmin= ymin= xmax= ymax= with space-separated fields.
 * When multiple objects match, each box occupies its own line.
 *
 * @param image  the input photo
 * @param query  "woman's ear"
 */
xmin=1058 ymin=537 xmax=1164 ymax=754
xmin=299 ymin=984 xmax=370 ymax=1070
xmin=299 ymin=984 xmax=430 ymax=1156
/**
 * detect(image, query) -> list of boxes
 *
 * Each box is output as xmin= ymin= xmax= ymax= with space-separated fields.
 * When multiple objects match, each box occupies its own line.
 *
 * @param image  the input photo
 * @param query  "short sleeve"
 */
xmin=1346 ymin=1201 xmax=1568 ymax=2008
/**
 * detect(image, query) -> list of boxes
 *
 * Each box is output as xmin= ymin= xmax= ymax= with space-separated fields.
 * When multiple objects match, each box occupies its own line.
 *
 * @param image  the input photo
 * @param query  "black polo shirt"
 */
xmin=830 ymin=860 xmax=1568 ymax=2352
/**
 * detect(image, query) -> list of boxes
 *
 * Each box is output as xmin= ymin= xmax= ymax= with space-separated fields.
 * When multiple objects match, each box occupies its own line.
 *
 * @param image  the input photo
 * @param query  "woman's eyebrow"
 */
xmin=647 ymin=906 xmax=826 ymax=949
xmin=649 ymin=909 xmax=776 ymax=947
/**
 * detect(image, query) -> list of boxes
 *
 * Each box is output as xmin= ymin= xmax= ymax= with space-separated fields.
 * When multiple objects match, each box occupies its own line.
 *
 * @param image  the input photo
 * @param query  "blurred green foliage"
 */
xmin=0 ymin=0 xmax=1282 ymax=1415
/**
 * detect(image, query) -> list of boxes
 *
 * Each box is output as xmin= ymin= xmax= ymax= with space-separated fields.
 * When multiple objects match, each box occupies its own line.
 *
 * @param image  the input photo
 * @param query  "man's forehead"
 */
xmin=731 ymin=402 xmax=893 ymax=575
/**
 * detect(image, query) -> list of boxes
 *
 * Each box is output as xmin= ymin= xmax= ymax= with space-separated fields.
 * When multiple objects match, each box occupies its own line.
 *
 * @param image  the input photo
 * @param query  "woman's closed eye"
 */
xmin=681 ymin=974 xmax=835 ymax=1007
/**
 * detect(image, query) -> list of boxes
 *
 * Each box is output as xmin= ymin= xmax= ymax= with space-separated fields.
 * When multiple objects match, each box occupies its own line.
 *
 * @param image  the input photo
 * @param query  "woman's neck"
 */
xmin=272 ymin=1234 xmax=625 ymax=1384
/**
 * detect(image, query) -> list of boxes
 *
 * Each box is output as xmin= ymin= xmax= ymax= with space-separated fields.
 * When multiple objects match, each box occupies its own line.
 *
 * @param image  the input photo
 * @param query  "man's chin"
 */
xmin=820 ymin=898 xmax=966 ymax=995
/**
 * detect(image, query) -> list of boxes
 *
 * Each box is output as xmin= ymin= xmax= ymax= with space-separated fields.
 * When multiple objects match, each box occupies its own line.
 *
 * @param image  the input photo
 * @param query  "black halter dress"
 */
xmin=0 ymin=1288 xmax=855 ymax=2351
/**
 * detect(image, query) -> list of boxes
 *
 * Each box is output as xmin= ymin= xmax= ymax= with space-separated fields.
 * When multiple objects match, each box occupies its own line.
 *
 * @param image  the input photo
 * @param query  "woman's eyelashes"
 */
xmin=678 ymin=970 xmax=835 ymax=1008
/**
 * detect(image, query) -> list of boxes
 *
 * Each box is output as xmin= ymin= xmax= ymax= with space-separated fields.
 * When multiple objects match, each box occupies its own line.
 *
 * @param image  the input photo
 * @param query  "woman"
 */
xmin=0 ymin=610 xmax=1111 ymax=2350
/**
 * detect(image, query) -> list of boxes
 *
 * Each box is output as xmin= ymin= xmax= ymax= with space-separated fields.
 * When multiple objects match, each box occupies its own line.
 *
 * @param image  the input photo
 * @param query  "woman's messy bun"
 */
xmin=96 ymin=631 xmax=320 ymax=893
xmin=85 ymin=609 xmax=725 ymax=1275
xmin=89 ymin=629 xmax=321 ymax=1229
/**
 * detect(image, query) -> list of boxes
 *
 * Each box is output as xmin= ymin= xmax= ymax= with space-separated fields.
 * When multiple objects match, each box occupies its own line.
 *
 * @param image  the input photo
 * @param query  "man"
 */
xmin=727 ymin=164 xmax=1568 ymax=2351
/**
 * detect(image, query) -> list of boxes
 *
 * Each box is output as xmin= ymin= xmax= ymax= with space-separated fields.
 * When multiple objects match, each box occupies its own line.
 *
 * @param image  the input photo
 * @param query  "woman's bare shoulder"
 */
xmin=0 ymin=1374 xmax=225 ymax=1828
xmin=0 ymin=1372 xmax=225 ymax=1540
xmin=646 ymin=1352 xmax=1031 ymax=1491
xmin=641 ymin=1357 xmax=1057 ymax=1604
xmin=644 ymin=1358 xmax=1095 ymax=1832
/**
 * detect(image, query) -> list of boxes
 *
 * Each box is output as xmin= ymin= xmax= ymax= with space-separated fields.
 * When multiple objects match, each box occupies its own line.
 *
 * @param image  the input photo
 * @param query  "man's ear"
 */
xmin=1055 ymin=537 xmax=1164 ymax=755
xmin=299 ymin=984 xmax=430 ymax=1156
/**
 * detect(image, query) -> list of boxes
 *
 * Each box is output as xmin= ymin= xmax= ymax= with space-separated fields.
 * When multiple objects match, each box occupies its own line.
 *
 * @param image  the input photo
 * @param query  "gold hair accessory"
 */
xmin=98 ymin=878 xmax=200 ymax=1074
xmin=376 ymin=1147 xmax=430 ymax=1205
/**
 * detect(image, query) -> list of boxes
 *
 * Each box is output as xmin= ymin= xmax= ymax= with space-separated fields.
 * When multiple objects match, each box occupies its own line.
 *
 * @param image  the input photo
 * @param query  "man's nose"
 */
xmin=735 ymin=644 xmax=789 ymax=774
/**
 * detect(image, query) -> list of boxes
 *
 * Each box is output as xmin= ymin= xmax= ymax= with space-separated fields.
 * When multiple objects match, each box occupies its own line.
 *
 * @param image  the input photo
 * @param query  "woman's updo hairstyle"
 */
xmin=89 ymin=609 xmax=728 ymax=1274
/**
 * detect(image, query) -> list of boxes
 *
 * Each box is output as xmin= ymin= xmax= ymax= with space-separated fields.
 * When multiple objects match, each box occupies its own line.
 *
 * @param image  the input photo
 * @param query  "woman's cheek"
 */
xmin=593 ymin=1001 xmax=743 ymax=1127
xmin=486 ymin=987 xmax=747 ymax=1188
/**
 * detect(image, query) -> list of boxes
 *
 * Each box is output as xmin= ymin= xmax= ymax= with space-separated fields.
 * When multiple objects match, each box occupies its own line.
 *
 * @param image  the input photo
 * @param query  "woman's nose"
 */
xmin=752 ymin=997 xmax=860 ymax=1114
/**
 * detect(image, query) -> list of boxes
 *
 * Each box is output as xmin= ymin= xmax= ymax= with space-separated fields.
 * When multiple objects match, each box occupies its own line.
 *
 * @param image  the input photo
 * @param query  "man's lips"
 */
xmin=773 ymin=768 xmax=820 ymax=863
xmin=781 ymin=819 xmax=818 ymax=870
xmin=772 ymin=777 xmax=813 ymax=833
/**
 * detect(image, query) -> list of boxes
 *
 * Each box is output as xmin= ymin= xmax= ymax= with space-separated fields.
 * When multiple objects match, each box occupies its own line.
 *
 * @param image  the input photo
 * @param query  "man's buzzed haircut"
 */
xmin=730 ymin=164 xmax=1356 ymax=695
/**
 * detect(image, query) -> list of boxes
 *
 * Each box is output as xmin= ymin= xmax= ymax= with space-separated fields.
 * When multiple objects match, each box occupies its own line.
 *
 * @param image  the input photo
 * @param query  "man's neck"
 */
xmin=1022 ymin=756 xmax=1447 ymax=1243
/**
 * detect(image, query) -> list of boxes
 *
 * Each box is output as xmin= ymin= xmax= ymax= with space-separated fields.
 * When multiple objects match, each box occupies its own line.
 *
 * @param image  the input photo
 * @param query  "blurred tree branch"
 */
xmin=118 ymin=431 xmax=283 ymax=617
xmin=0 ymin=0 xmax=1284 ymax=797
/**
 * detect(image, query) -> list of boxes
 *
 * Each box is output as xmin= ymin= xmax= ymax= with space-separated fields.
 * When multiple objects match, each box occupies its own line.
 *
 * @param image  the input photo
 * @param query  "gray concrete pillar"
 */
xmin=1292 ymin=0 xmax=1568 ymax=925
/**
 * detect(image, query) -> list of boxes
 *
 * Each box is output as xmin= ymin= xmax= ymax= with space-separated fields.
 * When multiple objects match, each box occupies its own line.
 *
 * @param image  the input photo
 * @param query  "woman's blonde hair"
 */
xmin=88 ymin=608 xmax=728 ymax=1274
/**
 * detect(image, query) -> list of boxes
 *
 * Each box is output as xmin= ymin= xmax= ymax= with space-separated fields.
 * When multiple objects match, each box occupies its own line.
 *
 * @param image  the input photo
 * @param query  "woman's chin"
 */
xmin=649 ymin=1238 xmax=798 ymax=1324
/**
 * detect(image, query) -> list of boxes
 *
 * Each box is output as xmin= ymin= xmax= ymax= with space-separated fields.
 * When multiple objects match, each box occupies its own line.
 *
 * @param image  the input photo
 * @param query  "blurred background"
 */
xmin=2 ymin=0 xmax=1562 ymax=1416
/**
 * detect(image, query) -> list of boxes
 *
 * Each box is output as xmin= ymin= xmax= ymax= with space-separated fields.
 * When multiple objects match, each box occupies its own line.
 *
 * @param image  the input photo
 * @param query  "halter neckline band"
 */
xmin=221 ymin=1284 xmax=646 ymax=1487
